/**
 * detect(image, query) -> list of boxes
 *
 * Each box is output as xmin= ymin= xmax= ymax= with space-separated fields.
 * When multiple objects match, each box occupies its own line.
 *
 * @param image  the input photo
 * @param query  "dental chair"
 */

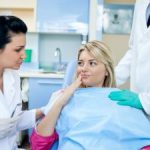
xmin=62 ymin=60 xmax=77 ymax=88
xmin=62 ymin=61 xmax=150 ymax=150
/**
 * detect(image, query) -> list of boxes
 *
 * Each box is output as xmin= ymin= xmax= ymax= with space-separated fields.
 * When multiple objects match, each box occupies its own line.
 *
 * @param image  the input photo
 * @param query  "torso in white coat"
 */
xmin=115 ymin=0 xmax=150 ymax=115
xmin=0 ymin=69 xmax=36 ymax=150
xmin=131 ymin=0 xmax=150 ymax=92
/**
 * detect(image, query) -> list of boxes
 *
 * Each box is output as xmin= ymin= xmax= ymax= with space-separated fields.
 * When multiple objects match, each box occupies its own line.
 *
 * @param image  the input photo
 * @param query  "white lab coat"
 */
xmin=115 ymin=0 xmax=150 ymax=115
xmin=0 ymin=69 xmax=36 ymax=150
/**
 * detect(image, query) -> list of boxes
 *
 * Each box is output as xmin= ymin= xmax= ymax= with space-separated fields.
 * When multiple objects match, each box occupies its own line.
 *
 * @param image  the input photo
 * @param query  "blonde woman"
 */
xmin=30 ymin=40 xmax=115 ymax=149
xmin=30 ymin=41 xmax=150 ymax=150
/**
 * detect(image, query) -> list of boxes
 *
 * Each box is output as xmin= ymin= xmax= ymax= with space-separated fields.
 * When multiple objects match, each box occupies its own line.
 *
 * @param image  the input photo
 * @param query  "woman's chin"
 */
xmin=81 ymin=82 xmax=90 ymax=88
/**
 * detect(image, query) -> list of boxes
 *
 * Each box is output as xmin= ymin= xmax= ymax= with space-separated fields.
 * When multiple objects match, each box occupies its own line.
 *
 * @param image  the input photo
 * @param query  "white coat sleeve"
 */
xmin=16 ymin=109 xmax=36 ymax=131
xmin=115 ymin=49 xmax=132 ymax=86
xmin=115 ymin=2 xmax=137 ymax=86
xmin=115 ymin=21 xmax=136 ymax=86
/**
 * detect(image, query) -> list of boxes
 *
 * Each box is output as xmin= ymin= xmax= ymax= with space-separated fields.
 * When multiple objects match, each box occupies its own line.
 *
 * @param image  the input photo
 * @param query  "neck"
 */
xmin=0 ymin=68 xmax=4 ymax=78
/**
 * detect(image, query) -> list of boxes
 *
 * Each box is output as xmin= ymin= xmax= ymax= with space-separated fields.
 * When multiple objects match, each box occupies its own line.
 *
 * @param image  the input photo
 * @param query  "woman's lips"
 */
xmin=17 ymin=62 xmax=22 ymax=65
xmin=81 ymin=74 xmax=89 ymax=79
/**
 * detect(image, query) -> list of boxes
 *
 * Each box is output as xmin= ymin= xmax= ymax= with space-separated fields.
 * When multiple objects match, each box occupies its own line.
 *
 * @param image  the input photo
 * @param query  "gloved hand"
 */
xmin=108 ymin=90 xmax=143 ymax=109
xmin=0 ymin=113 xmax=22 ymax=139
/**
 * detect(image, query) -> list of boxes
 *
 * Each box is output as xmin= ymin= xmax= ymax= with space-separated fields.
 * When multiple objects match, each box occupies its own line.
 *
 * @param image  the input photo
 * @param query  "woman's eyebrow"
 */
xmin=15 ymin=45 xmax=25 ymax=49
xmin=89 ymin=59 xmax=96 ymax=61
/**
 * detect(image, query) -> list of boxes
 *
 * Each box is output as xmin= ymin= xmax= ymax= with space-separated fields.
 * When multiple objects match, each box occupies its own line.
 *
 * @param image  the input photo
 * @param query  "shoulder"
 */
xmin=135 ymin=0 xmax=147 ymax=5
xmin=5 ymin=69 xmax=19 ymax=77
xmin=4 ymin=69 xmax=20 ymax=82
xmin=133 ymin=0 xmax=147 ymax=16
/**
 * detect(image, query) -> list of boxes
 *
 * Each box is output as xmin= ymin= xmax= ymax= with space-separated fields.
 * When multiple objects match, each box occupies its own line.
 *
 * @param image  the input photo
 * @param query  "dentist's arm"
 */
xmin=37 ymin=75 xmax=82 ymax=136
xmin=115 ymin=2 xmax=138 ymax=87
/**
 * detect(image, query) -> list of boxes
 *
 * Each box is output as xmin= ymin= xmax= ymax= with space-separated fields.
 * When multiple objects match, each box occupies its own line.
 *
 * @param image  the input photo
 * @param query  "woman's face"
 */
xmin=77 ymin=50 xmax=107 ymax=87
xmin=0 ymin=33 xmax=26 ymax=70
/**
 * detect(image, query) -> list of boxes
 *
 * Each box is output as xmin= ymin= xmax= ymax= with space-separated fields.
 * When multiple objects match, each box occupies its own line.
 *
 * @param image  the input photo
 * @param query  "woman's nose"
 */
xmin=82 ymin=63 xmax=88 ymax=71
xmin=21 ymin=50 xmax=26 ymax=60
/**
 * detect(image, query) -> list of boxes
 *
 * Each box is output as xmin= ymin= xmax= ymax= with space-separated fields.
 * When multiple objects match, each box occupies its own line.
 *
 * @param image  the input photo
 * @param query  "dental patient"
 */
xmin=30 ymin=41 xmax=150 ymax=150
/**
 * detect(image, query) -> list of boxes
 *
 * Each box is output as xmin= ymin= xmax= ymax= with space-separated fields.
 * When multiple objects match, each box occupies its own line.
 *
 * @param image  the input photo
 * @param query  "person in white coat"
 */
xmin=0 ymin=16 xmax=44 ymax=149
xmin=109 ymin=0 xmax=150 ymax=115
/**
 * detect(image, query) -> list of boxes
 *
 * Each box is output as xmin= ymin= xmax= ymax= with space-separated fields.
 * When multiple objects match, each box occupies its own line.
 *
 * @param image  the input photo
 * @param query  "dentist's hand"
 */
xmin=109 ymin=90 xmax=143 ymax=109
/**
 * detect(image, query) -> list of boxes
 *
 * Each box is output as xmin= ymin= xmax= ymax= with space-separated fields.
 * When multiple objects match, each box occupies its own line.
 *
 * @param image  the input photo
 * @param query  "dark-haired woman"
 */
xmin=0 ymin=16 xmax=44 ymax=149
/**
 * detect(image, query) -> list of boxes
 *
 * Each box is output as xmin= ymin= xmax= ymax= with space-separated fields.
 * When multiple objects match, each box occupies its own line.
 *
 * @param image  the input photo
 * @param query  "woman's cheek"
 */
xmin=76 ymin=70 xmax=81 ymax=77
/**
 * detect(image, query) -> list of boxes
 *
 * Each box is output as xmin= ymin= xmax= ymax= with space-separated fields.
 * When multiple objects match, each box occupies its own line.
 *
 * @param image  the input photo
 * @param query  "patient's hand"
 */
xmin=59 ymin=75 xmax=82 ymax=107
xmin=42 ymin=76 xmax=82 ymax=115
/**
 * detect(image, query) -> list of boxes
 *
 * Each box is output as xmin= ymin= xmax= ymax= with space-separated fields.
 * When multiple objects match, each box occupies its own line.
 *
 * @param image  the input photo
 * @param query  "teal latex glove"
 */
xmin=109 ymin=90 xmax=143 ymax=109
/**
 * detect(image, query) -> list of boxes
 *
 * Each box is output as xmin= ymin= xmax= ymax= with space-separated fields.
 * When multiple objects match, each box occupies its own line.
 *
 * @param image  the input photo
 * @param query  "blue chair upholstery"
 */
xmin=62 ymin=60 xmax=77 ymax=88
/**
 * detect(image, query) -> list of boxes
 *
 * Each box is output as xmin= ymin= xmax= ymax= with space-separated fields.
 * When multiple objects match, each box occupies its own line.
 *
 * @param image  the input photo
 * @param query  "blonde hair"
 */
xmin=76 ymin=40 xmax=116 ymax=88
